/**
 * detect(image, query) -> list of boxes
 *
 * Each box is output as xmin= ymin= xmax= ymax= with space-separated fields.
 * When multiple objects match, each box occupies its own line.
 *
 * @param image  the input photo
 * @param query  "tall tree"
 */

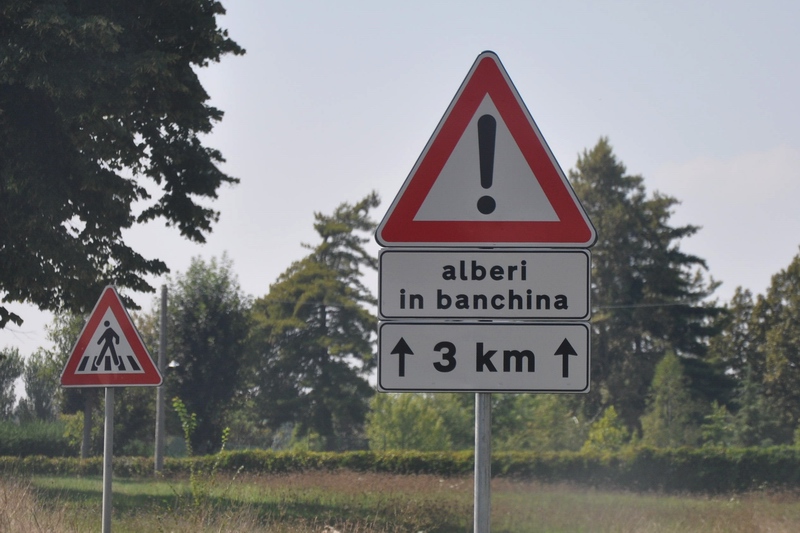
xmin=569 ymin=138 xmax=721 ymax=431
xmin=430 ymin=393 xmax=474 ymax=450
xmin=581 ymin=406 xmax=630 ymax=453
xmin=708 ymin=288 xmax=760 ymax=380
xmin=492 ymin=394 xmax=585 ymax=452
xmin=16 ymin=348 xmax=61 ymax=422
xmin=160 ymin=255 xmax=251 ymax=454
xmin=249 ymin=193 xmax=379 ymax=451
xmin=0 ymin=347 xmax=23 ymax=418
xmin=366 ymin=393 xmax=451 ymax=451
xmin=640 ymin=352 xmax=701 ymax=447
xmin=0 ymin=1 xmax=244 ymax=328
xmin=707 ymin=287 xmax=787 ymax=445
xmin=756 ymin=252 xmax=800 ymax=433
xmin=707 ymin=255 xmax=800 ymax=445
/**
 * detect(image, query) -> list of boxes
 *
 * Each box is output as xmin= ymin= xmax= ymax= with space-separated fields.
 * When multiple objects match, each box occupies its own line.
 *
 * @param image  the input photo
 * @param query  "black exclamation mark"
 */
xmin=477 ymin=114 xmax=497 ymax=215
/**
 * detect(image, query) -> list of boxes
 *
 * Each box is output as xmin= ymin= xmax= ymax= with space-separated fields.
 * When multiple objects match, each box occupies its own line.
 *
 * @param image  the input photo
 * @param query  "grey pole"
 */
xmin=102 ymin=387 xmax=114 ymax=533
xmin=474 ymin=392 xmax=491 ymax=533
xmin=154 ymin=285 xmax=167 ymax=473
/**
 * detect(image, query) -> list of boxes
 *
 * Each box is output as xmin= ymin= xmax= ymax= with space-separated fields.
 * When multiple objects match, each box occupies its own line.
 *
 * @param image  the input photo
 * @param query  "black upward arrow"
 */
xmin=391 ymin=337 xmax=414 ymax=377
xmin=554 ymin=339 xmax=578 ymax=378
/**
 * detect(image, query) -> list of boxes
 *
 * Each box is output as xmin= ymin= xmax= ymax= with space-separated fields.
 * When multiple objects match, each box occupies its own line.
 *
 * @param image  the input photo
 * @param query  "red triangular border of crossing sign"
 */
xmin=376 ymin=51 xmax=596 ymax=247
xmin=60 ymin=286 xmax=162 ymax=387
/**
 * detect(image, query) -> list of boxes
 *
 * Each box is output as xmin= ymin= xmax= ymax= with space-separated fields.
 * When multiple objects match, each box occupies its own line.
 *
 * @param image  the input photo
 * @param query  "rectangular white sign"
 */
xmin=379 ymin=249 xmax=590 ymax=320
xmin=378 ymin=321 xmax=590 ymax=393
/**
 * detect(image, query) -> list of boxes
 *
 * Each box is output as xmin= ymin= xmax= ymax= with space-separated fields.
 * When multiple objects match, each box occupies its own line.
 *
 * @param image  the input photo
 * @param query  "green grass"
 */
xmin=26 ymin=472 xmax=470 ymax=532
xmin=4 ymin=472 xmax=800 ymax=532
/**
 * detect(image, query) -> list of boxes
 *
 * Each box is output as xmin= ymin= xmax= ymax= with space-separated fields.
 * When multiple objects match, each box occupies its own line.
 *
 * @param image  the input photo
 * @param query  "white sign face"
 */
xmin=378 ymin=321 xmax=590 ymax=393
xmin=379 ymin=249 xmax=590 ymax=320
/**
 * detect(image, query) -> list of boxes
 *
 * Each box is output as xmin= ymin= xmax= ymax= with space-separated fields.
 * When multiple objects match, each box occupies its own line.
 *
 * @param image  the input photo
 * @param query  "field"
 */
xmin=3 ymin=471 xmax=800 ymax=532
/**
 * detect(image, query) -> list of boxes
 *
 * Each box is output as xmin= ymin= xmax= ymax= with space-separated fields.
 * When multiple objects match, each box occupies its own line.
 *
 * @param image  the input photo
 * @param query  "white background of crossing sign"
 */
xmin=378 ymin=321 xmax=590 ymax=393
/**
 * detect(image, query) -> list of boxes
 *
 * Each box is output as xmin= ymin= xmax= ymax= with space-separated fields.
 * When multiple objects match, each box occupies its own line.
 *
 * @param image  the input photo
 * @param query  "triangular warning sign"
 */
xmin=61 ymin=286 xmax=162 ymax=387
xmin=376 ymin=51 xmax=596 ymax=248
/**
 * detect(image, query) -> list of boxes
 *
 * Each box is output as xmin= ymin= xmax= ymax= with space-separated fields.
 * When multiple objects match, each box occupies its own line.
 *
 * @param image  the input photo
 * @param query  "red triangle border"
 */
xmin=376 ymin=51 xmax=596 ymax=247
xmin=60 ymin=286 xmax=162 ymax=387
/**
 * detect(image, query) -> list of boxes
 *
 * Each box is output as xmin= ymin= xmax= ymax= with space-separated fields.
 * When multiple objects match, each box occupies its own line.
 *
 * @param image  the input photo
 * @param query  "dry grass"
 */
xmin=202 ymin=471 xmax=472 ymax=532
xmin=5 ymin=471 xmax=800 ymax=532
xmin=0 ymin=477 xmax=76 ymax=533
xmin=491 ymin=479 xmax=800 ymax=533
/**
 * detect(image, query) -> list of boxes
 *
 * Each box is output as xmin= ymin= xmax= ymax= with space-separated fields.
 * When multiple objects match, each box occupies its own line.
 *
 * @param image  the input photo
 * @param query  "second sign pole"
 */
xmin=474 ymin=392 xmax=491 ymax=532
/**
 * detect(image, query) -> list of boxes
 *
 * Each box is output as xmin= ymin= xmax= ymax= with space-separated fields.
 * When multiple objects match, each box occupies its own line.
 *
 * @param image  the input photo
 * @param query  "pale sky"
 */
xmin=3 ymin=0 xmax=800 ymax=360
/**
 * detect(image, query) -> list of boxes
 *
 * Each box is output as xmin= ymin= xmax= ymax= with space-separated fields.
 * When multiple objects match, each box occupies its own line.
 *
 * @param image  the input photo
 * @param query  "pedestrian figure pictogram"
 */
xmin=92 ymin=321 xmax=123 ymax=371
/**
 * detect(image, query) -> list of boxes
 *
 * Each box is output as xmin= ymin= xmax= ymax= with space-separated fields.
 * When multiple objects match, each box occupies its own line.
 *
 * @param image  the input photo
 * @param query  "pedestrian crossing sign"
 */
xmin=60 ymin=286 xmax=162 ymax=387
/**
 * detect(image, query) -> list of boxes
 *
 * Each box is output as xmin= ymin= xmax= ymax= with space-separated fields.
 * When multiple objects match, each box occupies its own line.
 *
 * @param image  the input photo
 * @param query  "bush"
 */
xmin=0 ymin=420 xmax=76 ymax=457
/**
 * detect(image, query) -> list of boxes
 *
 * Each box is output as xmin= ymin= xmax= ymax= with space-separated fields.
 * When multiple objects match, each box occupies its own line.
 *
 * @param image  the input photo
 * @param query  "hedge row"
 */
xmin=4 ymin=447 xmax=800 ymax=494
xmin=0 ymin=421 xmax=76 ymax=457
xmin=491 ymin=447 xmax=800 ymax=493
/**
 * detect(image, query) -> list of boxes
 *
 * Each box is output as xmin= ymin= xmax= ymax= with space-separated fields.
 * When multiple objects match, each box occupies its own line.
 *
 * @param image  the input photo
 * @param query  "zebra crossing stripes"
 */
xmin=76 ymin=354 xmax=142 ymax=373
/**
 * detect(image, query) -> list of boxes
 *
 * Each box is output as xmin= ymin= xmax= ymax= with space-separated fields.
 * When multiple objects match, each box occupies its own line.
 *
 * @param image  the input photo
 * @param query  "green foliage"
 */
xmin=161 ymin=255 xmax=251 ymax=454
xmin=582 ymin=406 xmax=630 ymax=453
xmin=172 ymin=396 xmax=235 ymax=509
xmin=173 ymin=396 xmax=198 ymax=457
xmin=641 ymin=352 xmax=702 ymax=447
xmin=430 ymin=393 xmax=474 ymax=450
xmin=285 ymin=427 xmax=326 ymax=452
xmin=759 ymin=253 xmax=800 ymax=428
xmin=0 ymin=0 xmax=244 ymax=327
xmin=366 ymin=394 xmax=451 ymax=451
xmin=709 ymin=253 xmax=800 ymax=445
xmin=709 ymin=288 xmax=788 ymax=445
xmin=0 ymin=347 xmax=23 ymax=418
xmin=249 ymin=193 xmax=380 ymax=450
xmin=16 ymin=348 xmax=61 ymax=422
xmin=569 ymin=138 xmax=722 ymax=429
xmin=732 ymin=366 xmax=786 ymax=446
xmin=42 ymin=311 xmax=100 ymax=458
xmin=701 ymin=401 xmax=735 ymax=448
xmin=113 ymin=387 xmax=157 ymax=456
xmin=0 ymin=419 xmax=75 ymax=456
xmin=493 ymin=394 xmax=586 ymax=452
xmin=61 ymin=410 xmax=103 ymax=457
xmin=221 ymin=402 xmax=274 ymax=450
xmin=44 ymin=313 xmax=93 ymax=413
xmin=708 ymin=287 xmax=760 ymax=381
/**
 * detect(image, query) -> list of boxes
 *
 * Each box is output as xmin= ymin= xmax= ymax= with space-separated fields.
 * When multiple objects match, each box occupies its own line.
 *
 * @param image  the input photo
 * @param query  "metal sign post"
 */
xmin=102 ymin=387 xmax=114 ymax=533
xmin=155 ymin=285 xmax=167 ymax=473
xmin=474 ymin=393 xmax=492 ymax=533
